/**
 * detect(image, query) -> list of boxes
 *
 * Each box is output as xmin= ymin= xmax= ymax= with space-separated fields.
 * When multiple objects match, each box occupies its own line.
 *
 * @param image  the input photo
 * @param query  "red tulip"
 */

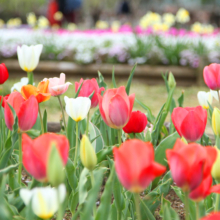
xmin=189 ymin=175 xmax=220 ymax=202
xmin=4 ymin=92 xmax=38 ymax=131
xmin=98 ymin=86 xmax=135 ymax=129
xmin=0 ymin=94 xmax=9 ymax=108
xmin=75 ymin=78 xmax=105 ymax=108
xmin=22 ymin=133 xmax=69 ymax=182
xmin=203 ymin=63 xmax=220 ymax=90
xmin=0 ymin=63 xmax=9 ymax=84
xmin=171 ymin=106 xmax=207 ymax=142
xmin=200 ymin=213 xmax=220 ymax=220
xmin=166 ymin=139 xmax=217 ymax=192
xmin=113 ymin=139 xmax=166 ymax=193
xmin=123 ymin=111 xmax=148 ymax=133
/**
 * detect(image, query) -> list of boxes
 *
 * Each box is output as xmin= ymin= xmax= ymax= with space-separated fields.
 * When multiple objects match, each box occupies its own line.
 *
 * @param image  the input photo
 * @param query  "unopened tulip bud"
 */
xmin=47 ymin=144 xmax=65 ymax=187
xmin=80 ymin=135 xmax=97 ymax=171
xmin=168 ymin=72 xmax=176 ymax=89
xmin=212 ymin=108 xmax=220 ymax=136
xmin=212 ymin=147 xmax=220 ymax=182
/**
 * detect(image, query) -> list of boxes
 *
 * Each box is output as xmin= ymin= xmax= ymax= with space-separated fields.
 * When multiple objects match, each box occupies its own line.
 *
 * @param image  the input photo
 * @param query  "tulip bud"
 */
xmin=47 ymin=143 xmax=65 ymax=187
xmin=212 ymin=147 xmax=220 ymax=182
xmin=168 ymin=72 xmax=176 ymax=89
xmin=212 ymin=108 xmax=220 ymax=136
xmin=80 ymin=135 xmax=97 ymax=171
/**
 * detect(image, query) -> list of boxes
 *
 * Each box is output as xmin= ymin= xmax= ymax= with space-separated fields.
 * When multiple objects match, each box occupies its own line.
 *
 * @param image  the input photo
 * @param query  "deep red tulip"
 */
xmin=75 ymin=78 xmax=105 ymax=108
xmin=171 ymin=106 xmax=207 ymax=142
xmin=200 ymin=213 xmax=220 ymax=220
xmin=0 ymin=63 xmax=9 ymax=84
xmin=203 ymin=63 xmax=220 ymax=90
xmin=4 ymin=92 xmax=38 ymax=131
xmin=189 ymin=175 xmax=220 ymax=202
xmin=22 ymin=133 xmax=69 ymax=182
xmin=0 ymin=94 xmax=9 ymax=108
xmin=113 ymin=139 xmax=166 ymax=193
xmin=123 ymin=111 xmax=148 ymax=133
xmin=98 ymin=86 xmax=135 ymax=129
xmin=166 ymin=139 xmax=217 ymax=192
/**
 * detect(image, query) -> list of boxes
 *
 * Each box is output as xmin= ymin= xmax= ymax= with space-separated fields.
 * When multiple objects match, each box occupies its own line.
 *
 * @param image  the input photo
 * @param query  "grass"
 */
xmin=1 ymin=74 xmax=217 ymax=135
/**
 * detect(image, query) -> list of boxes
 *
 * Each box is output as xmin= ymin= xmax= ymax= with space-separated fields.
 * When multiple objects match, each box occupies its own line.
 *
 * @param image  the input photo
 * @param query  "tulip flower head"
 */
xmin=171 ymin=106 xmax=207 ymax=142
xmin=22 ymin=133 xmax=69 ymax=182
xmin=176 ymin=8 xmax=190 ymax=23
xmin=212 ymin=147 xmax=220 ymax=181
xmin=123 ymin=111 xmax=148 ymax=133
xmin=189 ymin=175 xmax=220 ymax=202
xmin=113 ymin=139 xmax=166 ymax=193
xmin=80 ymin=135 xmax=97 ymax=171
xmin=203 ymin=63 xmax=220 ymax=90
xmin=0 ymin=94 xmax=9 ymax=108
xmin=166 ymin=139 xmax=217 ymax=192
xmin=21 ymin=80 xmax=51 ymax=103
xmin=212 ymin=108 xmax=220 ymax=136
xmin=197 ymin=91 xmax=212 ymax=109
xmin=4 ymin=92 xmax=38 ymax=131
xmin=200 ymin=212 xmax=220 ymax=220
xmin=64 ymin=96 xmax=91 ymax=122
xmin=75 ymin=78 xmax=105 ymax=108
xmin=20 ymin=184 xmax=66 ymax=219
xmin=17 ymin=44 xmax=43 ymax=72
xmin=43 ymin=73 xmax=72 ymax=96
xmin=0 ymin=63 xmax=9 ymax=84
xmin=98 ymin=86 xmax=135 ymax=129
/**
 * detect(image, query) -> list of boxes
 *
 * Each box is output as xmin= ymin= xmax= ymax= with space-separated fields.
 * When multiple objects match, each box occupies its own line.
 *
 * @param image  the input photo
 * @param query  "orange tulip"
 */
xmin=21 ymin=80 xmax=51 ymax=103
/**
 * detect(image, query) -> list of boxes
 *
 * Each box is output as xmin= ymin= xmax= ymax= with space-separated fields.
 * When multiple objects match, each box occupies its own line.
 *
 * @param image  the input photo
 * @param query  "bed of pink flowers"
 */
xmin=2 ymin=44 xmax=220 ymax=220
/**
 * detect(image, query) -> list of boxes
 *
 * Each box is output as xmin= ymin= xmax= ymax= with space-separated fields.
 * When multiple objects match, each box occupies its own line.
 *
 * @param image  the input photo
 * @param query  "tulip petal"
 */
xmin=35 ymin=93 xmax=51 ymax=103
xmin=203 ymin=147 xmax=217 ymax=177
xmin=20 ymin=188 xmax=36 ymax=206
xmin=18 ymin=95 xmax=38 ymax=131
xmin=109 ymin=94 xmax=129 ymax=128
xmin=204 ymin=64 xmax=220 ymax=90
xmin=128 ymin=93 xmax=135 ymax=113
xmin=21 ymin=85 xmax=38 ymax=100
xmin=38 ymin=80 xmax=49 ymax=93
xmin=98 ymin=94 xmax=109 ymax=126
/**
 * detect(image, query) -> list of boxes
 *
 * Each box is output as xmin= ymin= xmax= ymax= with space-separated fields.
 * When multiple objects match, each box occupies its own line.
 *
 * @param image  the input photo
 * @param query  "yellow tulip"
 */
xmin=212 ymin=147 xmax=220 ymax=182
xmin=212 ymin=108 xmax=220 ymax=136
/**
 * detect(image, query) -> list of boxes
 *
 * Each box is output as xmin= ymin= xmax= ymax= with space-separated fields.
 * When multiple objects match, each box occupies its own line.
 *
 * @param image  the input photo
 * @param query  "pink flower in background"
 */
xmin=44 ymin=73 xmax=72 ymax=96
xmin=75 ymin=78 xmax=105 ymax=108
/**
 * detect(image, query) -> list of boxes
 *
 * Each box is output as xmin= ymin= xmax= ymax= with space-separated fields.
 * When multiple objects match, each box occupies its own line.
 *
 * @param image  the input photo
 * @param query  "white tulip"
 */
xmin=20 ymin=184 xmax=66 ymax=219
xmin=17 ymin=44 xmax=43 ymax=72
xmin=210 ymin=89 xmax=220 ymax=101
xmin=197 ymin=91 xmax=213 ymax=109
xmin=64 ymin=96 xmax=91 ymax=122
xmin=11 ymin=77 xmax=29 ymax=93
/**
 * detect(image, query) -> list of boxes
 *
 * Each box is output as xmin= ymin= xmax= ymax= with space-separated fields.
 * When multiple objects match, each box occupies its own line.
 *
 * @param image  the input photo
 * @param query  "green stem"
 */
xmin=90 ymin=171 xmax=97 ymax=216
xmin=117 ymin=210 xmax=121 ymax=220
xmin=56 ymin=187 xmax=63 ymax=220
xmin=18 ymin=133 xmax=22 ymax=185
xmin=27 ymin=72 xmax=34 ymax=85
xmin=118 ymin=129 xmax=122 ymax=146
xmin=196 ymin=202 xmax=200 ymax=220
xmin=134 ymin=193 xmax=141 ymax=220
xmin=57 ymin=96 xmax=67 ymax=132
xmin=38 ymin=105 xmax=44 ymax=134
xmin=184 ymin=192 xmax=190 ymax=220
xmin=86 ymin=111 xmax=90 ymax=136
xmin=215 ymin=190 xmax=220 ymax=212
xmin=74 ymin=122 xmax=79 ymax=167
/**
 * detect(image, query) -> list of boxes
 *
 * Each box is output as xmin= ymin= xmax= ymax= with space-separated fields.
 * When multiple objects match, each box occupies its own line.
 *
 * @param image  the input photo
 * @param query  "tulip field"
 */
xmin=2 ymin=43 xmax=220 ymax=220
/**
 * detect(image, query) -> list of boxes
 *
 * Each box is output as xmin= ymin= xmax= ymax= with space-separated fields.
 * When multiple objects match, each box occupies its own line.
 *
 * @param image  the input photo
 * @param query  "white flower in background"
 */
xmin=64 ymin=96 xmax=91 ymax=122
xmin=11 ymin=77 xmax=30 ymax=93
xmin=96 ymin=20 xmax=109 ymax=29
xmin=17 ymin=44 xmax=43 ymax=72
xmin=210 ymin=90 xmax=220 ymax=101
xmin=27 ymin=12 xmax=37 ymax=27
xmin=67 ymin=23 xmax=77 ymax=31
xmin=111 ymin=21 xmax=120 ymax=32
xmin=191 ymin=22 xmax=203 ymax=34
xmin=7 ymin=18 xmax=22 ymax=28
xmin=38 ymin=16 xmax=49 ymax=29
xmin=163 ymin=13 xmax=175 ymax=27
xmin=20 ymin=184 xmax=66 ymax=220
xmin=176 ymin=8 xmax=190 ymax=24
xmin=197 ymin=91 xmax=213 ymax=109
xmin=54 ymin=11 xmax=63 ymax=21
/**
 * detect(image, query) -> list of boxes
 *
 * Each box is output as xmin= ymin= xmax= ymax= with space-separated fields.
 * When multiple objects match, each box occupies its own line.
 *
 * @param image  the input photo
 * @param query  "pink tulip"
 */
xmin=4 ymin=92 xmax=38 ymax=131
xmin=75 ymin=78 xmax=105 ymax=108
xmin=44 ymin=73 xmax=72 ymax=96
xmin=203 ymin=63 xmax=220 ymax=90
xmin=98 ymin=86 xmax=135 ymax=129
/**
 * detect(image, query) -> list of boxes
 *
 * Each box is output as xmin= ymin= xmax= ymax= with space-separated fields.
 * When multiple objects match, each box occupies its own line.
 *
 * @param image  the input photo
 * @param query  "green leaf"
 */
xmin=126 ymin=64 xmax=137 ymax=95
xmin=43 ymin=109 xmax=47 ymax=133
xmin=65 ymin=159 xmax=78 ymax=191
xmin=135 ymin=98 xmax=155 ymax=123
xmin=79 ymin=168 xmax=89 ymax=205
xmin=97 ymin=146 xmax=113 ymax=163
xmin=112 ymin=66 xmax=117 ymax=88
xmin=98 ymin=71 xmax=107 ymax=90
xmin=75 ymin=81 xmax=83 ymax=98
xmin=178 ymin=91 xmax=184 ymax=107
xmin=68 ymin=191 xmax=79 ymax=215
xmin=67 ymin=116 xmax=76 ymax=149
xmin=0 ymin=164 xmax=18 ymax=178
xmin=95 ymin=166 xmax=115 ymax=220
xmin=140 ymin=199 xmax=156 ymax=220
